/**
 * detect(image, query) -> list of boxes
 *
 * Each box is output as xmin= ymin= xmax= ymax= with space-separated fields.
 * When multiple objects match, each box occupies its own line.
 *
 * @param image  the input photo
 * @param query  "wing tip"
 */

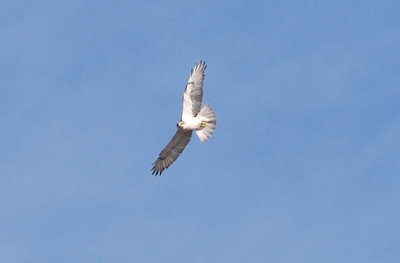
xmin=151 ymin=165 xmax=163 ymax=176
xmin=151 ymin=161 xmax=162 ymax=176
xmin=191 ymin=60 xmax=207 ymax=74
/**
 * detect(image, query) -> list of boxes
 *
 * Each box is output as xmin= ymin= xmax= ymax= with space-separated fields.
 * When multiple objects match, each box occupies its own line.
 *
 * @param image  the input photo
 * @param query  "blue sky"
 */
xmin=1 ymin=1 xmax=400 ymax=262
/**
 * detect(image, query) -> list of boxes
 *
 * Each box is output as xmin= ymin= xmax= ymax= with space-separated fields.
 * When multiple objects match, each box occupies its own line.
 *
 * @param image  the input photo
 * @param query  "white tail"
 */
xmin=196 ymin=104 xmax=216 ymax=142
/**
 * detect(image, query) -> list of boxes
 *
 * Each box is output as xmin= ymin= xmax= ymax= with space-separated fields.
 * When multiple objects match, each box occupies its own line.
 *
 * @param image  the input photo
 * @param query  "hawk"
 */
xmin=151 ymin=61 xmax=216 ymax=176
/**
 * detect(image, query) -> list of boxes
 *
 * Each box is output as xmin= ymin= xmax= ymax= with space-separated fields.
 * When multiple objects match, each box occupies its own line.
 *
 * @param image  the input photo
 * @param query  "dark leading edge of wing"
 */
xmin=151 ymin=128 xmax=193 ymax=176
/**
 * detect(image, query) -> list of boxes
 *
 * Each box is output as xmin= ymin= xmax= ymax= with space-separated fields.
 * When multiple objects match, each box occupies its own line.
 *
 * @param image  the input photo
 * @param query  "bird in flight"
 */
xmin=151 ymin=61 xmax=216 ymax=176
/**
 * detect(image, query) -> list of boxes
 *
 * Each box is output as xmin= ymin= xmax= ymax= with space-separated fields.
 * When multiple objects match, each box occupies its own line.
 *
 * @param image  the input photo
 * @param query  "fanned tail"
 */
xmin=196 ymin=104 xmax=216 ymax=142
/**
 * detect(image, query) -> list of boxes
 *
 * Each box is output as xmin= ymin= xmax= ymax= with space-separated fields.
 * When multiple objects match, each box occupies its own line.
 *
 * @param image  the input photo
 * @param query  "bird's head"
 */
xmin=177 ymin=120 xmax=185 ymax=128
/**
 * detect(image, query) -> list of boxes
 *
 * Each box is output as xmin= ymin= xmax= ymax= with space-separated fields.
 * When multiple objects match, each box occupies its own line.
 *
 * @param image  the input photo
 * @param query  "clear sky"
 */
xmin=1 ymin=1 xmax=400 ymax=262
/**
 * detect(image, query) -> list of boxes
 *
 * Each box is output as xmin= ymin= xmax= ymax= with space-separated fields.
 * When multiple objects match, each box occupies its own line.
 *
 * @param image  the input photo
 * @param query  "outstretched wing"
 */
xmin=151 ymin=128 xmax=193 ymax=176
xmin=182 ymin=61 xmax=206 ymax=120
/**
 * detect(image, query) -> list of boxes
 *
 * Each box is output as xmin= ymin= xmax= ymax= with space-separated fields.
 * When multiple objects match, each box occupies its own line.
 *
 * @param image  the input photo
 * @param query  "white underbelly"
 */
xmin=182 ymin=116 xmax=202 ymax=130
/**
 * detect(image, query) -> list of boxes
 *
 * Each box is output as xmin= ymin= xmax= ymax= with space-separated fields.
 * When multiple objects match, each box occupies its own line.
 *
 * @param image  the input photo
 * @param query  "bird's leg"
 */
xmin=201 ymin=121 xmax=207 ymax=128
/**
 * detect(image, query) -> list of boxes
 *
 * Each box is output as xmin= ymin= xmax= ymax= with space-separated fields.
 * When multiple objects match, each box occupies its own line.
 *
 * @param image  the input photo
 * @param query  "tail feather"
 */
xmin=196 ymin=104 xmax=216 ymax=142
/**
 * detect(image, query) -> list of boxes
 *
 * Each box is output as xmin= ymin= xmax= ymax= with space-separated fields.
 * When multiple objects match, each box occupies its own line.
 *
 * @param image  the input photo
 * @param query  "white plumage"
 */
xmin=151 ymin=61 xmax=216 ymax=176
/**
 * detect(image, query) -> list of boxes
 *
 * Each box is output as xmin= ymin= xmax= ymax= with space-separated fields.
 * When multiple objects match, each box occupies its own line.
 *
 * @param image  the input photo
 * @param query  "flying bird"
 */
xmin=151 ymin=61 xmax=216 ymax=176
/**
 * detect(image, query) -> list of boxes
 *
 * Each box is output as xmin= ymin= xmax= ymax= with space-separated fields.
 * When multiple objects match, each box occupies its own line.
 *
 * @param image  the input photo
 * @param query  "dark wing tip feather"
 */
xmin=151 ymin=162 xmax=164 ymax=176
xmin=151 ymin=149 xmax=174 ymax=176
xmin=191 ymin=60 xmax=207 ymax=76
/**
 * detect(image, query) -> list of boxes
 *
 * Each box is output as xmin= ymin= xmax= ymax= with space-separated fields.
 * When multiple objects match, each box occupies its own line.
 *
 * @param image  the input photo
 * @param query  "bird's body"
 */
xmin=179 ymin=117 xmax=202 ymax=130
xmin=151 ymin=61 xmax=216 ymax=176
